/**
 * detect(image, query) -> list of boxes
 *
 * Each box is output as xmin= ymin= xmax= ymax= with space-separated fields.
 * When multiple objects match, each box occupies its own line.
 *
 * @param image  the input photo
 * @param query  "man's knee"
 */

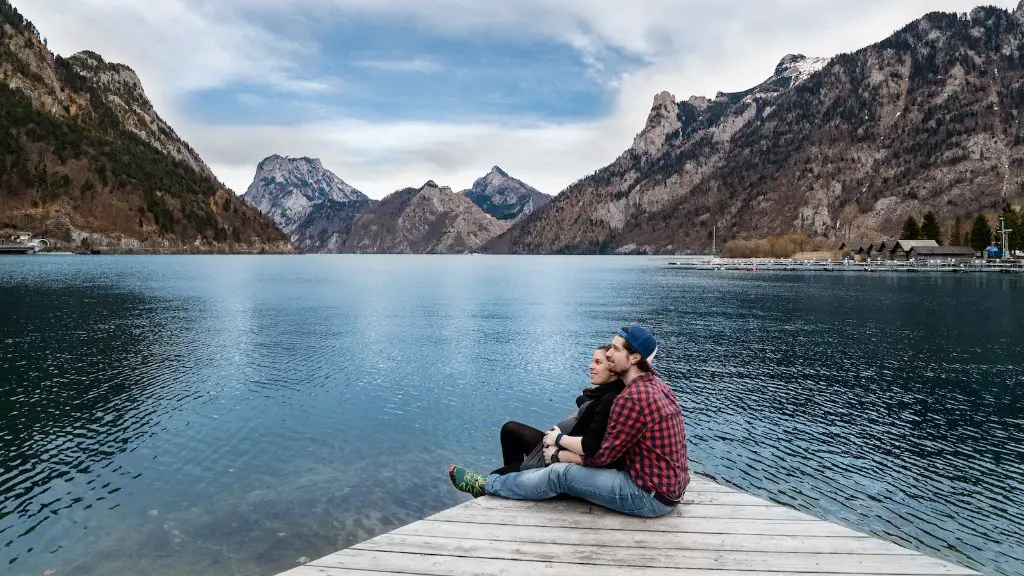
xmin=546 ymin=462 xmax=573 ymax=490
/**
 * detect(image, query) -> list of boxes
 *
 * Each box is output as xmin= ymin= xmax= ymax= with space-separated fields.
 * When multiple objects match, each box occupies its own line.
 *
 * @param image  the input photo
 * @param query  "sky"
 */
xmin=17 ymin=0 xmax=1019 ymax=199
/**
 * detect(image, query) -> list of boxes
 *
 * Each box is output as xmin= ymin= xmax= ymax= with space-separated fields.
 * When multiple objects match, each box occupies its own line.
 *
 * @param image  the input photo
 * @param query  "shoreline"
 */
xmin=667 ymin=257 xmax=1024 ymax=274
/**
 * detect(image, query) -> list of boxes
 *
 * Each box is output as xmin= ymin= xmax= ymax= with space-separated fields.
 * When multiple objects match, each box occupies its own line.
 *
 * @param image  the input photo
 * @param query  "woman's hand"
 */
xmin=543 ymin=426 xmax=561 ymax=447
xmin=543 ymin=445 xmax=559 ymax=464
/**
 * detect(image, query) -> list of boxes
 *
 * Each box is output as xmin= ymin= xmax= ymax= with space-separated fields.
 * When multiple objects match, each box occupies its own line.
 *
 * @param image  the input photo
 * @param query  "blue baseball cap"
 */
xmin=618 ymin=326 xmax=658 ymax=363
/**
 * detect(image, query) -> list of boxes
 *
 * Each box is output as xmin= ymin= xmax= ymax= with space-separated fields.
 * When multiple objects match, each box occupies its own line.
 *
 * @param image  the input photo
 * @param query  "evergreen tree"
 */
xmin=950 ymin=216 xmax=965 ymax=246
xmin=901 ymin=216 xmax=921 ymax=240
xmin=921 ymin=211 xmax=942 ymax=245
xmin=971 ymin=214 xmax=993 ymax=251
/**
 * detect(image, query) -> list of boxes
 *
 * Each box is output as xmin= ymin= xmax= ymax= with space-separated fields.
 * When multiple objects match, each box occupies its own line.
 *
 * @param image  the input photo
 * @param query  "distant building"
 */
xmin=984 ymin=246 xmax=1003 ymax=259
xmin=839 ymin=241 xmax=888 ymax=261
xmin=890 ymin=240 xmax=939 ymax=261
xmin=874 ymin=240 xmax=899 ymax=260
xmin=845 ymin=239 xmax=971 ymax=262
xmin=907 ymin=245 xmax=976 ymax=262
xmin=11 ymin=231 xmax=30 ymax=243
xmin=839 ymin=240 xmax=871 ymax=261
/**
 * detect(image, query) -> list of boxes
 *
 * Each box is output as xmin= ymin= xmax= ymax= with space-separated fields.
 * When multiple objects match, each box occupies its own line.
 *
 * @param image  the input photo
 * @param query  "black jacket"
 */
xmin=568 ymin=380 xmax=626 ymax=468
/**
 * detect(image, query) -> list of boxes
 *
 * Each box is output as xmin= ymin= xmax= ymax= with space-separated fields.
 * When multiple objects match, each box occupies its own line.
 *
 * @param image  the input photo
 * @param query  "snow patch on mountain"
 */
xmin=242 ymin=155 xmax=367 ymax=235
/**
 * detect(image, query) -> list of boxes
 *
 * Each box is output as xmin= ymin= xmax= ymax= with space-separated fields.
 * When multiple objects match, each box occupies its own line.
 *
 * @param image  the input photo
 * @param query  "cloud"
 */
xmin=16 ymin=0 xmax=1019 ymax=198
xmin=19 ymin=0 xmax=323 ymax=112
xmin=354 ymin=58 xmax=443 ymax=74
xmin=193 ymin=115 xmax=617 ymax=198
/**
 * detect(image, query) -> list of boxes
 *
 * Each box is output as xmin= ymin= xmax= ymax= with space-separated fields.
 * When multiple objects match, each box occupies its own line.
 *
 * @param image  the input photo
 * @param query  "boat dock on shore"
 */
xmin=277 ymin=474 xmax=979 ymax=576
xmin=0 ymin=244 xmax=35 ymax=255
xmin=667 ymin=258 xmax=1023 ymax=274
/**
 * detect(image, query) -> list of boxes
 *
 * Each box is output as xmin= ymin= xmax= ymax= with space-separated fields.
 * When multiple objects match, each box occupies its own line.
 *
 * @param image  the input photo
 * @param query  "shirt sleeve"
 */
xmin=579 ymin=396 xmax=613 ymax=457
xmin=582 ymin=395 xmax=645 ymax=467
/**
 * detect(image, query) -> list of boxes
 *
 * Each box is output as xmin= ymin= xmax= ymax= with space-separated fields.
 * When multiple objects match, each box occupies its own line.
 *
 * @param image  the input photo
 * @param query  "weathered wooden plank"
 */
xmin=311 ymin=549 xmax=966 ymax=576
xmin=683 ymin=477 xmax=740 ymax=492
xmin=684 ymin=491 xmax=779 ymax=505
xmin=392 ymin=520 xmax=915 ymax=555
xmin=349 ymin=534 xmax=977 ymax=575
xmin=277 ymin=566 xmax=423 ymax=576
xmin=274 ymin=474 xmax=981 ymax=576
xmin=466 ymin=490 xmax=773 ymax=507
xmin=464 ymin=497 xmax=820 ymax=521
xmin=425 ymin=508 xmax=870 ymax=537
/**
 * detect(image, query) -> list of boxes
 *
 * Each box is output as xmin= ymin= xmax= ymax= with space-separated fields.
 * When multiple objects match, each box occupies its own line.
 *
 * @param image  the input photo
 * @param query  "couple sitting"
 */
xmin=448 ymin=326 xmax=689 ymax=518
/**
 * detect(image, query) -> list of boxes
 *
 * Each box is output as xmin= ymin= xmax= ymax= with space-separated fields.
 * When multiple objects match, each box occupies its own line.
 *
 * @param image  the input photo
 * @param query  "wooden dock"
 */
xmin=277 ymin=474 xmax=980 ymax=576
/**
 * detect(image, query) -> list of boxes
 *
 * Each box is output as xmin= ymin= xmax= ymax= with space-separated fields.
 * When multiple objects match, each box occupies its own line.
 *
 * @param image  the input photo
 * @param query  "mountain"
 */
xmin=242 ymin=154 xmax=368 ymax=236
xmin=255 ymin=163 xmax=531 ymax=253
xmin=461 ymin=166 xmax=550 ymax=221
xmin=290 ymin=196 xmax=376 ymax=252
xmin=313 ymin=181 xmax=509 ymax=253
xmin=0 ymin=0 xmax=290 ymax=252
xmin=488 ymin=5 xmax=1024 ymax=254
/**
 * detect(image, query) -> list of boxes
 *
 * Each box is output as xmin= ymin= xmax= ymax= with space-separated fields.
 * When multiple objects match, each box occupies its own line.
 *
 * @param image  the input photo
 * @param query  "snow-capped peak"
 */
xmin=775 ymin=54 xmax=831 ymax=86
xmin=243 ymin=155 xmax=367 ymax=235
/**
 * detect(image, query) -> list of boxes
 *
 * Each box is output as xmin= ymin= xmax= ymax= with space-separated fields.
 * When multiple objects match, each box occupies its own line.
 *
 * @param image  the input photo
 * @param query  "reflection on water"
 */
xmin=1 ymin=256 xmax=1022 ymax=575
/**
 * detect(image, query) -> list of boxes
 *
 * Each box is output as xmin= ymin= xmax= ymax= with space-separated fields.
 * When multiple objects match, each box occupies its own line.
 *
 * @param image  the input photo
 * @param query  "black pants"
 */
xmin=490 ymin=421 xmax=544 ymax=476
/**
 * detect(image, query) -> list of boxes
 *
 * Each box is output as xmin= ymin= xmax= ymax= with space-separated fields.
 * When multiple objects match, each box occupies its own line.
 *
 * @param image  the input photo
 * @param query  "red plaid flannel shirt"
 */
xmin=582 ymin=371 xmax=689 ymax=500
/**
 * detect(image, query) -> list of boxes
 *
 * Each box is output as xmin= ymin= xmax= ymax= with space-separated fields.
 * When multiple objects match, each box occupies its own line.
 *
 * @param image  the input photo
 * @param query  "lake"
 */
xmin=0 ymin=255 xmax=1021 ymax=575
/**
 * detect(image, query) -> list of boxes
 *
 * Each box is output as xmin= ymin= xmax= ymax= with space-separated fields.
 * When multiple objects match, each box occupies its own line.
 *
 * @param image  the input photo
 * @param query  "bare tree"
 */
xmin=839 ymin=203 xmax=860 ymax=240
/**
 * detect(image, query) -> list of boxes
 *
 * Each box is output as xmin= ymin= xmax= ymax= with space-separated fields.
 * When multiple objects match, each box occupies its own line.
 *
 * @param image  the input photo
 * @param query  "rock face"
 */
xmin=242 ymin=155 xmax=368 ymax=235
xmin=0 ymin=0 xmax=290 ymax=252
xmin=317 ymin=181 xmax=509 ymax=253
xmin=461 ymin=166 xmax=551 ymax=221
xmin=290 ymin=196 xmax=375 ymax=252
xmin=68 ymin=51 xmax=216 ymax=180
xmin=278 ymin=165 xmax=538 ymax=253
xmin=489 ymin=6 xmax=1024 ymax=254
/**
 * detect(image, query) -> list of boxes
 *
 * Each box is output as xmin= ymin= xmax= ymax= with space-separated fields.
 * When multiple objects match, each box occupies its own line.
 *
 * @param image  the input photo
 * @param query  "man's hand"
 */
xmin=543 ymin=426 xmax=561 ymax=447
xmin=543 ymin=445 xmax=558 ymax=464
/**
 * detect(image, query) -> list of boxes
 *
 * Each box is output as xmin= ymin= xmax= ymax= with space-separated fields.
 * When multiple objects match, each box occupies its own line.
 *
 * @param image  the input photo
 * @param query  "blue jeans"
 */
xmin=484 ymin=463 xmax=675 ymax=518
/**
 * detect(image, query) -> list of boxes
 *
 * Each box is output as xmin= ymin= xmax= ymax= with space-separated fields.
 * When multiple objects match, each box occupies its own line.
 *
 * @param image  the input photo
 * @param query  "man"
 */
xmin=448 ymin=326 xmax=689 ymax=518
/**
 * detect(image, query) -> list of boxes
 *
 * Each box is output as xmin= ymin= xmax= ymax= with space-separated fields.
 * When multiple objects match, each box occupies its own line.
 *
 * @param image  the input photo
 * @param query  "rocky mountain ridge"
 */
xmin=488 ymin=4 xmax=1024 ymax=254
xmin=244 ymin=158 xmax=541 ymax=253
xmin=311 ymin=181 xmax=509 ymax=253
xmin=67 ymin=51 xmax=216 ymax=180
xmin=461 ymin=166 xmax=550 ymax=221
xmin=242 ymin=155 xmax=367 ymax=235
xmin=0 ymin=0 xmax=290 ymax=252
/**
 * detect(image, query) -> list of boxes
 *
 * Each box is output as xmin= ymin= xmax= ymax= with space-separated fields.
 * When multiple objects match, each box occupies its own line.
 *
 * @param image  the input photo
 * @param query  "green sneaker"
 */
xmin=448 ymin=465 xmax=487 ymax=498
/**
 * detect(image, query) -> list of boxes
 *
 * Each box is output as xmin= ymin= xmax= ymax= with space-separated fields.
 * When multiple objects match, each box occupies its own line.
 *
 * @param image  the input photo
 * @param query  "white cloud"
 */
xmin=194 ymin=117 xmax=616 ymax=198
xmin=16 ymin=0 xmax=1019 ymax=198
xmin=19 ymin=0 xmax=322 ymax=113
xmin=354 ymin=58 xmax=443 ymax=74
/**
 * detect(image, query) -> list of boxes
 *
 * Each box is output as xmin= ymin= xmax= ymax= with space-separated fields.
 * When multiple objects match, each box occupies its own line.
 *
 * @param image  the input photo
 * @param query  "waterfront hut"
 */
xmin=873 ymin=240 xmax=898 ymax=260
xmin=907 ymin=245 xmax=976 ymax=262
xmin=984 ymin=245 xmax=1003 ymax=259
xmin=859 ymin=241 xmax=882 ymax=261
xmin=891 ymin=239 xmax=939 ymax=261
xmin=839 ymin=240 xmax=871 ymax=260
xmin=9 ymin=231 xmax=31 ymax=244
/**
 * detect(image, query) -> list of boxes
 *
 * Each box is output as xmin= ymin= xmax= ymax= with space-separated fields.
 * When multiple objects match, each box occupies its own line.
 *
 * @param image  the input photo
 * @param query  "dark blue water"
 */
xmin=0 ymin=255 xmax=1021 ymax=575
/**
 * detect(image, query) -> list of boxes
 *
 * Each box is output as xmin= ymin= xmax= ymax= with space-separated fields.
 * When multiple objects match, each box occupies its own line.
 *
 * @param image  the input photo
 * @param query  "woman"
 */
xmin=449 ymin=344 xmax=625 ymax=496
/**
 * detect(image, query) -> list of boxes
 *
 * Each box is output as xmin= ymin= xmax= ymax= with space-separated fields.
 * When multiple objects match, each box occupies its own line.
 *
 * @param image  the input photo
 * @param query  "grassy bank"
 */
xmin=720 ymin=234 xmax=836 ymax=259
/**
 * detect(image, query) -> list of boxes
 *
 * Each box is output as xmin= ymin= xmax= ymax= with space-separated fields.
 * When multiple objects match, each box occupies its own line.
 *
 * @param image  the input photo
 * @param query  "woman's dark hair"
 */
xmin=619 ymin=328 xmax=652 ymax=373
xmin=595 ymin=344 xmax=612 ymax=353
